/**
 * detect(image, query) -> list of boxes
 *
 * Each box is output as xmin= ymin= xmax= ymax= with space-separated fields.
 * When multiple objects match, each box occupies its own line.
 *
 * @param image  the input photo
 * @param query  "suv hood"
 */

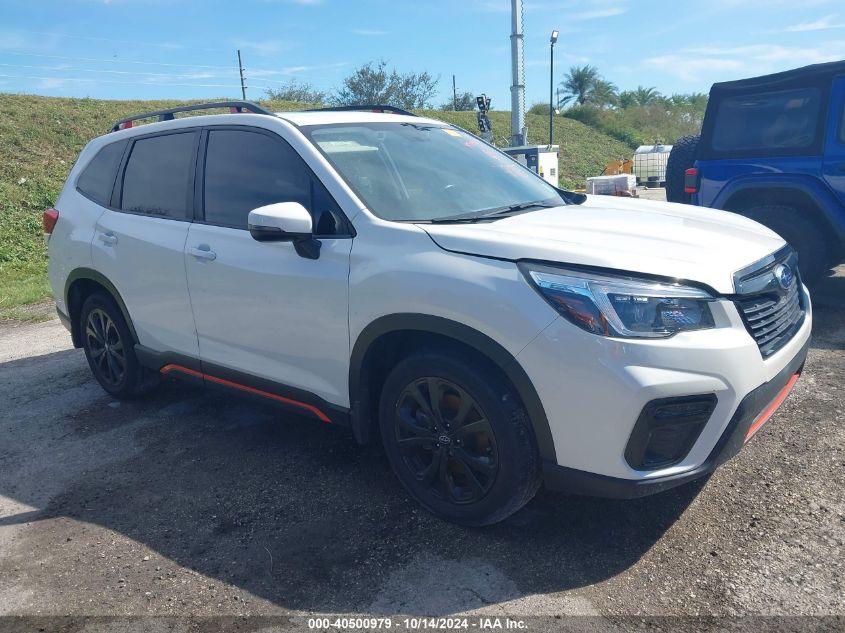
xmin=418 ymin=196 xmax=785 ymax=294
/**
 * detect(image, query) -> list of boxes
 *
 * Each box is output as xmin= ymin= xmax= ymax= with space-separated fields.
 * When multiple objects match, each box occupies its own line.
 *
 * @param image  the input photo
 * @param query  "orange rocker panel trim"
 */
xmin=159 ymin=364 xmax=332 ymax=423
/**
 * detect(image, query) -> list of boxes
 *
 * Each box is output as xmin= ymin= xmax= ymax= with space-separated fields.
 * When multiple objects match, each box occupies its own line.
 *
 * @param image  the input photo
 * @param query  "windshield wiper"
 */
xmin=478 ymin=200 xmax=558 ymax=218
xmin=428 ymin=200 xmax=559 ymax=224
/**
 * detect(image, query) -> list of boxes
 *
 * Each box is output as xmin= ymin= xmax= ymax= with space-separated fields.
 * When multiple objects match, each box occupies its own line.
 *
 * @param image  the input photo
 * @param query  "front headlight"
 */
xmin=520 ymin=263 xmax=716 ymax=338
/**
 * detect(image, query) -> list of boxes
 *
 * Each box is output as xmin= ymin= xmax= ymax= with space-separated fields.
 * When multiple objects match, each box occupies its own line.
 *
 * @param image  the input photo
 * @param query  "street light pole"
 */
xmin=549 ymin=30 xmax=558 ymax=147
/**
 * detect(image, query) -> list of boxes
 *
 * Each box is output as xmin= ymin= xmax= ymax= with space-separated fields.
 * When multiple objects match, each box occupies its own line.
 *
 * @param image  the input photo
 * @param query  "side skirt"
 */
xmin=135 ymin=345 xmax=350 ymax=426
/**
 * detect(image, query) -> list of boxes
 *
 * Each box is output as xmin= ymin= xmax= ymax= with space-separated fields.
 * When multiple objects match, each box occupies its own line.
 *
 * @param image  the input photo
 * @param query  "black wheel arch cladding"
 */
xmin=349 ymin=313 xmax=558 ymax=462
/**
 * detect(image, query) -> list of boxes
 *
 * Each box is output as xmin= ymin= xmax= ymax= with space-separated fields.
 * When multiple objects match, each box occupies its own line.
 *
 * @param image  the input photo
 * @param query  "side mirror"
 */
xmin=248 ymin=202 xmax=313 ymax=242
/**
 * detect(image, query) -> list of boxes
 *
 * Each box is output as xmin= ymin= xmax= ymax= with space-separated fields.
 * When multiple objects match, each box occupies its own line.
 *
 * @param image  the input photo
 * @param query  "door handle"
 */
xmin=188 ymin=245 xmax=217 ymax=261
xmin=98 ymin=232 xmax=117 ymax=246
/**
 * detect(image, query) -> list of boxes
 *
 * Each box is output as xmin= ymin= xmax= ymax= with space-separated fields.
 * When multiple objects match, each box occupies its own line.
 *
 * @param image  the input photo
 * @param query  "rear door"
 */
xmin=91 ymin=130 xmax=200 ymax=357
xmin=822 ymin=75 xmax=845 ymax=207
xmin=184 ymin=126 xmax=353 ymax=406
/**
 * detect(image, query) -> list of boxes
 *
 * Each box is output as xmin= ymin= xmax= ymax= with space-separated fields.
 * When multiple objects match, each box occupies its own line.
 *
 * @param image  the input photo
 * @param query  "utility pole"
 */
xmin=509 ymin=0 xmax=526 ymax=146
xmin=549 ymin=30 xmax=558 ymax=147
xmin=452 ymin=75 xmax=457 ymax=111
xmin=237 ymin=49 xmax=247 ymax=101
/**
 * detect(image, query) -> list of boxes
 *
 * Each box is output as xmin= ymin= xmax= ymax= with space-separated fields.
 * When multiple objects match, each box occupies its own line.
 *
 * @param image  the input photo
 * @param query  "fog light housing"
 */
xmin=625 ymin=394 xmax=718 ymax=470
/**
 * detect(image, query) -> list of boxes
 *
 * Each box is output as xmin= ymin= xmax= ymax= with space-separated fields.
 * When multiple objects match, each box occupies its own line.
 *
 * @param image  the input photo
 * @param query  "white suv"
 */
xmin=46 ymin=102 xmax=812 ymax=525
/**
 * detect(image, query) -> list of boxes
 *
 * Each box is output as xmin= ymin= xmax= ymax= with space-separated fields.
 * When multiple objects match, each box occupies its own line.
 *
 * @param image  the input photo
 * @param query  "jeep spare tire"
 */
xmin=665 ymin=135 xmax=700 ymax=204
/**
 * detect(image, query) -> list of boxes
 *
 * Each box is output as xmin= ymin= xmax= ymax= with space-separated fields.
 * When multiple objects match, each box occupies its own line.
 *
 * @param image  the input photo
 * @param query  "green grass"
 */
xmin=0 ymin=93 xmax=632 ymax=317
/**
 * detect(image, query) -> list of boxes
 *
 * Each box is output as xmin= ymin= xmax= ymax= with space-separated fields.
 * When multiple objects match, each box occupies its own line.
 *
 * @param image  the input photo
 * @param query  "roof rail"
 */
xmin=305 ymin=104 xmax=417 ymax=117
xmin=110 ymin=100 xmax=274 ymax=132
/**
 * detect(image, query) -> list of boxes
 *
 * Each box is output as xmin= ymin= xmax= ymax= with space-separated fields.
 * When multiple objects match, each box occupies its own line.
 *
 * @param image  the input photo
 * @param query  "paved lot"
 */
xmin=0 ymin=268 xmax=843 ymax=629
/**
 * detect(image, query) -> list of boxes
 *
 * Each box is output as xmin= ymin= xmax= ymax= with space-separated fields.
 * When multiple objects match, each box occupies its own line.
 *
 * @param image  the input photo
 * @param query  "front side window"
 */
xmin=711 ymin=88 xmax=822 ymax=153
xmin=303 ymin=123 xmax=564 ymax=222
xmin=121 ymin=132 xmax=197 ymax=219
xmin=203 ymin=129 xmax=311 ymax=229
xmin=77 ymin=140 xmax=127 ymax=206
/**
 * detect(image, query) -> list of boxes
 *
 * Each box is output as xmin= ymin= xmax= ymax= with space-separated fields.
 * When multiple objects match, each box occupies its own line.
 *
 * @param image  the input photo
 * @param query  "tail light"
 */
xmin=117 ymin=120 xmax=133 ymax=130
xmin=684 ymin=168 xmax=699 ymax=194
xmin=43 ymin=207 xmax=59 ymax=238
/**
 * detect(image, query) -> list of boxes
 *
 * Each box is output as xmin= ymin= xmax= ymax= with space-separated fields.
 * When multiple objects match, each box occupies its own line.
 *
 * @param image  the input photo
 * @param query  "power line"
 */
xmin=0 ymin=72 xmax=273 ymax=90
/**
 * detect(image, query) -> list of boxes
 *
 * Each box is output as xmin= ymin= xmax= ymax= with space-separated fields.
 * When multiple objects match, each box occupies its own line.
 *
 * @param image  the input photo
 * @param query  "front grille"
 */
xmin=734 ymin=247 xmax=805 ymax=358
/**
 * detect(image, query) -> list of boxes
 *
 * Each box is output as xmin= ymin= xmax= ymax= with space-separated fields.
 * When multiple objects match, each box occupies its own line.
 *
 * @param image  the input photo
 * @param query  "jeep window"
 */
xmin=77 ymin=140 xmax=127 ymax=206
xmin=302 ymin=123 xmax=564 ymax=222
xmin=121 ymin=132 xmax=197 ymax=219
xmin=202 ymin=129 xmax=345 ymax=234
xmin=711 ymin=88 xmax=821 ymax=153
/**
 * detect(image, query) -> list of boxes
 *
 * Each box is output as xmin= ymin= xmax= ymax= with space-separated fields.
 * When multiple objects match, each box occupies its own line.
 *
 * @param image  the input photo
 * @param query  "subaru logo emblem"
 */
xmin=774 ymin=263 xmax=794 ymax=290
xmin=438 ymin=434 xmax=451 ymax=445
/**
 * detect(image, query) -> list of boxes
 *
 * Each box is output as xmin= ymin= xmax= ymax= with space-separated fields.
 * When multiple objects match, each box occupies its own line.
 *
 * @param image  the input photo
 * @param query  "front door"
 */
xmin=184 ymin=127 xmax=353 ymax=407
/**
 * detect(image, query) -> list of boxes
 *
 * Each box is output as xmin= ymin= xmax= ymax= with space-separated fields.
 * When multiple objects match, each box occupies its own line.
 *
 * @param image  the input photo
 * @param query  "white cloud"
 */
xmin=785 ymin=14 xmax=844 ymax=32
xmin=645 ymin=41 xmax=845 ymax=82
xmin=233 ymin=39 xmax=294 ymax=56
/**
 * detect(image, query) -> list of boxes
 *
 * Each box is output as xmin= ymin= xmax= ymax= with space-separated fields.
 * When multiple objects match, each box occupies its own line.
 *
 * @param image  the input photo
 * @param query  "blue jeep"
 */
xmin=666 ymin=61 xmax=845 ymax=285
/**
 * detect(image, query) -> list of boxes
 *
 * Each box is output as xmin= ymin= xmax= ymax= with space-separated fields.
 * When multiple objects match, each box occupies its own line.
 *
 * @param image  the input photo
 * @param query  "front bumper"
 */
xmin=542 ymin=336 xmax=808 ymax=498
xmin=516 ymin=284 xmax=812 ymax=495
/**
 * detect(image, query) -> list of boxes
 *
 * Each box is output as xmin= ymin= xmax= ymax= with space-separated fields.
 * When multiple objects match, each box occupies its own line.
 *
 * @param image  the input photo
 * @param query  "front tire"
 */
xmin=80 ymin=293 xmax=159 ymax=399
xmin=379 ymin=350 xmax=541 ymax=526
xmin=743 ymin=205 xmax=829 ymax=286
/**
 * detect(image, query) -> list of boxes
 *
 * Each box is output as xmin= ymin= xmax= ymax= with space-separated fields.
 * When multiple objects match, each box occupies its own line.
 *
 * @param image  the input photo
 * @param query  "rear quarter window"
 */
xmin=76 ymin=140 xmax=127 ymax=206
xmin=711 ymin=87 xmax=822 ymax=153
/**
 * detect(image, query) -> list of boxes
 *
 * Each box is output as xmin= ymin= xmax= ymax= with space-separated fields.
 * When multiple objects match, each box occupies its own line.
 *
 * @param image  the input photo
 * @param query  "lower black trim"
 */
xmin=135 ymin=344 xmax=350 ymax=426
xmin=544 ymin=337 xmax=810 ymax=498
xmin=64 ymin=268 xmax=139 ymax=347
xmin=56 ymin=307 xmax=72 ymax=333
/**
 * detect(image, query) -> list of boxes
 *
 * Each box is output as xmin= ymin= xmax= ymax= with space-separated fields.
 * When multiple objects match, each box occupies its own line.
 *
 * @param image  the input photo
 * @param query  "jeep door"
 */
xmin=91 ymin=130 xmax=200 ymax=358
xmin=184 ymin=126 xmax=353 ymax=407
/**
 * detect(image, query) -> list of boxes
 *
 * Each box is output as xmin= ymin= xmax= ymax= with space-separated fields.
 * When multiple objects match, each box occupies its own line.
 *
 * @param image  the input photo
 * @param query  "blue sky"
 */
xmin=2 ymin=0 xmax=844 ymax=107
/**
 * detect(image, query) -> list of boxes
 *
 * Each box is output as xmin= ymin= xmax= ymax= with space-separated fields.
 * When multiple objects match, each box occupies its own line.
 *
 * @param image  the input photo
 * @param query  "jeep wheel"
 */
xmin=80 ymin=293 xmax=159 ymax=399
xmin=379 ymin=350 xmax=541 ymax=526
xmin=744 ymin=205 xmax=829 ymax=286
xmin=665 ymin=135 xmax=700 ymax=204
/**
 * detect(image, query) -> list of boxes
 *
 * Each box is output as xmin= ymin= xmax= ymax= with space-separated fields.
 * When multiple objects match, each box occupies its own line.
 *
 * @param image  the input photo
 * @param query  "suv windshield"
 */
xmin=302 ymin=122 xmax=564 ymax=222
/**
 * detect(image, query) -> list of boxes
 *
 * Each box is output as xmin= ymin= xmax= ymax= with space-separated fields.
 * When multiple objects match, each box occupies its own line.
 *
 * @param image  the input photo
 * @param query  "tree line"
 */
xmin=265 ymin=61 xmax=707 ymax=146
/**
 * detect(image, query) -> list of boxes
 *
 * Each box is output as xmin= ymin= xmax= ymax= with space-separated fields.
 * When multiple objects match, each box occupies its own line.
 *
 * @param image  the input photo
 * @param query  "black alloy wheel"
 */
xmin=394 ymin=377 xmax=499 ymax=505
xmin=85 ymin=307 xmax=126 ymax=387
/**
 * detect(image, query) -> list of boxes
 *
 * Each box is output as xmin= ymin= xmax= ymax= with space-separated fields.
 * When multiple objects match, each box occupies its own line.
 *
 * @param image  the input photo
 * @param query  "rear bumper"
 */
xmin=542 ymin=337 xmax=809 ymax=498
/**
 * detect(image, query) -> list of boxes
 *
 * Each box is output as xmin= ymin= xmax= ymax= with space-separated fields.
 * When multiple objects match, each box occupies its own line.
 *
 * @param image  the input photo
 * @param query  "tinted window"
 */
xmin=204 ymin=130 xmax=311 ymax=229
xmin=77 ymin=140 xmax=127 ymax=206
xmin=121 ymin=132 xmax=197 ymax=218
xmin=711 ymin=88 xmax=821 ymax=153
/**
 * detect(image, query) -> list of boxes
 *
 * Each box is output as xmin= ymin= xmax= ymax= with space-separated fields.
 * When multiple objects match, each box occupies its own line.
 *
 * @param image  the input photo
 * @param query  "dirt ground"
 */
xmin=0 ymin=266 xmax=843 ymax=632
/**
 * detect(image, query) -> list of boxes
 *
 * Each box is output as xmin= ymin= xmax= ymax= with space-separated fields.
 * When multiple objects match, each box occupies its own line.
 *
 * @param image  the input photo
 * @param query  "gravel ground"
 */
xmin=0 ymin=267 xmax=842 ymax=631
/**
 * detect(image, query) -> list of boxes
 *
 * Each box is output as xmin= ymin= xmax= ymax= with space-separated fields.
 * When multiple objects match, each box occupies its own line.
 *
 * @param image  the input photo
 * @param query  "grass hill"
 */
xmin=0 ymin=93 xmax=632 ymax=318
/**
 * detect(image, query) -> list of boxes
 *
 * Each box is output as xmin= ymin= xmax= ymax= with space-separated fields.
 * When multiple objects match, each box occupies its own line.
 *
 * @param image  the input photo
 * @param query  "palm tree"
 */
xmin=588 ymin=79 xmax=618 ymax=108
xmin=617 ymin=90 xmax=637 ymax=109
xmin=632 ymin=86 xmax=661 ymax=106
xmin=559 ymin=65 xmax=600 ymax=106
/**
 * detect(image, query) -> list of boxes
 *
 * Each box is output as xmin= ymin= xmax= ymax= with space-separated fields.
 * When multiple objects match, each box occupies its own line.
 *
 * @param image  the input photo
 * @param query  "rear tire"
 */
xmin=80 ymin=293 xmax=160 ymax=399
xmin=379 ymin=350 xmax=541 ymax=526
xmin=665 ymin=135 xmax=699 ymax=203
xmin=743 ymin=205 xmax=829 ymax=286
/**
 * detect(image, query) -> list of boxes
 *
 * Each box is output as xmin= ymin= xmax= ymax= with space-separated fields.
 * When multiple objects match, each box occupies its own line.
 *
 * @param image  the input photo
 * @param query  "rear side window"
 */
xmin=711 ymin=88 xmax=821 ymax=153
xmin=203 ymin=129 xmax=311 ymax=229
xmin=121 ymin=132 xmax=197 ymax=219
xmin=76 ymin=140 xmax=127 ymax=206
